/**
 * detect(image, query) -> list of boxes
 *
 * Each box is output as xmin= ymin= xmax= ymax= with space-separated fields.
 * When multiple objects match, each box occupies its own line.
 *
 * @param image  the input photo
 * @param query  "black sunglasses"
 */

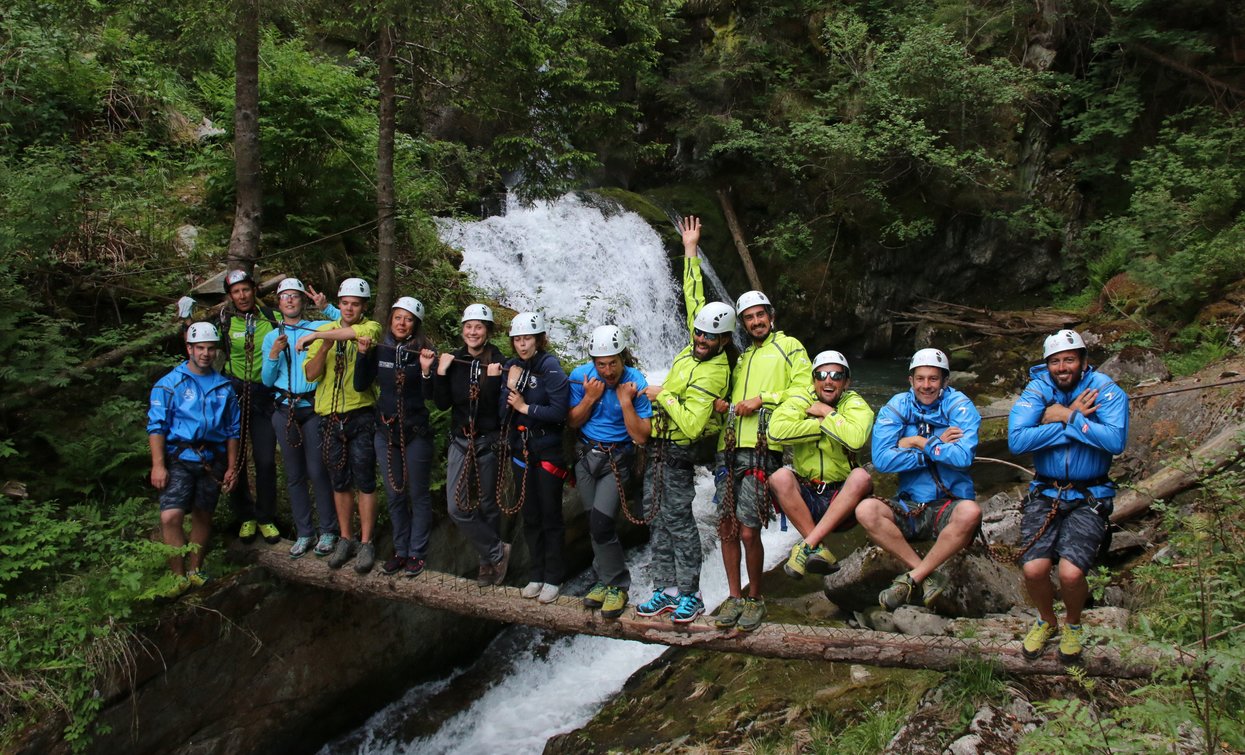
xmin=693 ymin=328 xmax=723 ymax=341
xmin=814 ymin=369 xmax=848 ymax=381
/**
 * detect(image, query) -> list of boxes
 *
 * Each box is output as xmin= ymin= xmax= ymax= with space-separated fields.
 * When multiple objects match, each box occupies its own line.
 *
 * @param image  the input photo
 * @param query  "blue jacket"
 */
xmin=1008 ymin=364 xmax=1128 ymax=500
xmin=259 ymin=305 xmax=340 ymax=409
xmin=872 ymin=386 xmax=980 ymax=502
xmin=147 ymin=362 xmax=241 ymax=462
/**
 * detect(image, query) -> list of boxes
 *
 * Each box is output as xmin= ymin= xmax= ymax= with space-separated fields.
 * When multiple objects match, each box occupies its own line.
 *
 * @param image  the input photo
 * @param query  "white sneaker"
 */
xmin=521 ymin=581 xmax=543 ymax=599
xmin=538 ymin=583 xmax=561 ymax=604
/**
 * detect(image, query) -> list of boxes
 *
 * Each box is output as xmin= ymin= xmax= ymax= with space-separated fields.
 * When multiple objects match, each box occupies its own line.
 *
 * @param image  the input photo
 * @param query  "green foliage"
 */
xmin=941 ymin=659 xmax=1009 ymax=726
xmin=1166 ymin=324 xmax=1233 ymax=377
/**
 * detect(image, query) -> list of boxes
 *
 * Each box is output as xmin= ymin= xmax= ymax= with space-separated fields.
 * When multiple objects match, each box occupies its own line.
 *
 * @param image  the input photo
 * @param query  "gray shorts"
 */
xmin=890 ymin=498 xmax=964 ymax=541
xmin=1019 ymin=492 xmax=1112 ymax=572
xmin=714 ymin=449 xmax=781 ymax=530
xmin=159 ymin=458 xmax=225 ymax=513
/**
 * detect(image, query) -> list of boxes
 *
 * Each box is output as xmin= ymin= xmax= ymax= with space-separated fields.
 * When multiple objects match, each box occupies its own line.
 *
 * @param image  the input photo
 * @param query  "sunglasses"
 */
xmin=693 ymin=328 xmax=723 ymax=342
xmin=814 ymin=369 xmax=848 ymax=381
xmin=278 ymin=292 xmax=304 ymax=300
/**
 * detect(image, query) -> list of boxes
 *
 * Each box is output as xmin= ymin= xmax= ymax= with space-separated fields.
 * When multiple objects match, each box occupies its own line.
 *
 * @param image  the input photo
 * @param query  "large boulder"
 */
xmin=1098 ymin=346 xmax=1172 ymax=386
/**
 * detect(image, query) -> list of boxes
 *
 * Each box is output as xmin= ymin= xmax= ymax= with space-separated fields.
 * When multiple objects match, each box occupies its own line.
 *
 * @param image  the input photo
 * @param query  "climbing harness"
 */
xmin=321 ymin=340 xmax=350 ymax=473
xmin=382 ymin=345 xmax=411 ymax=494
xmin=454 ymin=358 xmax=486 ymax=513
xmin=620 ymin=412 xmax=667 ymax=526
xmin=496 ymin=365 xmax=530 ymax=516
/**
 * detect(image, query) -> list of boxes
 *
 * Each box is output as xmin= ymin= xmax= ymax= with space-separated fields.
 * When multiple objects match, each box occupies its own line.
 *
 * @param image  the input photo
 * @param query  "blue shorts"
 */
xmin=159 ymin=458 xmax=225 ymax=513
xmin=1018 ymin=492 xmax=1112 ymax=572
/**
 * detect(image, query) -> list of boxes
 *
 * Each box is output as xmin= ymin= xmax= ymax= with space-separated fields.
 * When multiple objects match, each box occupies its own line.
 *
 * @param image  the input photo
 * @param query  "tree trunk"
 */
xmin=226 ymin=0 xmax=262 ymax=275
xmin=375 ymin=23 xmax=397 ymax=316
xmin=1112 ymin=422 xmax=1245 ymax=522
xmin=248 ymin=546 xmax=1169 ymax=679
xmin=716 ymin=188 xmax=763 ymax=292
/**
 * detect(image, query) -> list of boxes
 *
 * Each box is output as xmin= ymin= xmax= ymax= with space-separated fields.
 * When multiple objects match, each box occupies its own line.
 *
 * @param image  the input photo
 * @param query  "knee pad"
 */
xmin=589 ymin=509 xmax=616 ymax=545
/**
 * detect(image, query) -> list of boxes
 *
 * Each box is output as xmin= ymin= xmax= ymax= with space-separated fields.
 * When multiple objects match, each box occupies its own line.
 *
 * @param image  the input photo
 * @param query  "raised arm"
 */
xmin=681 ymin=216 xmax=705 ymax=334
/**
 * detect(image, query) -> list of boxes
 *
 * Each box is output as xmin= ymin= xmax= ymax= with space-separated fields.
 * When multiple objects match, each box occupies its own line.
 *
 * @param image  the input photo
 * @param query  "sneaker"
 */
xmin=239 ymin=519 xmax=258 ymax=543
xmin=715 ymin=597 xmax=745 ymax=629
xmin=477 ymin=561 xmax=496 ymax=587
xmin=521 ymin=581 xmax=544 ymax=599
xmin=738 ymin=597 xmax=766 ymax=632
xmin=806 ymin=544 xmax=838 ymax=575
xmin=1058 ymin=624 xmax=1085 ymax=664
xmin=636 ymin=590 xmax=678 ymax=617
xmin=327 ymin=538 xmax=356 ymax=569
xmin=382 ymin=555 xmax=408 ymax=575
xmin=784 ymin=542 xmax=816 ymax=579
xmin=314 ymin=533 xmax=339 ymax=557
xmin=538 ymin=583 xmax=561 ymax=604
xmin=259 ymin=522 xmax=281 ymax=544
xmin=491 ymin=543 xmax=512 ymax=585
xmin=583 ymin=582 xmax=608 ymax=609
xmin=672 ymin=593 xmax=705 ymax=624
xmin=879 ymin=573 xmax=918 ymax=611
xmin=601 ymin=587 xmax=628 ymax=619
xmin=1022 ymin=619 xmax=1058 ymax=660
xmin=289 ymin=536 xmax=316 ymax=559
xmin=921 ymin=570 xmax=949 ymax=609
xmin=404 ymin=558 xmax=426 ymax=578
xmin=186 ymin=570 xmax=209 ymax=589
xmin=354 ymin=542 xmax=376 ymax=574
xmin=157 ymin=574 xmax=190 ymax=600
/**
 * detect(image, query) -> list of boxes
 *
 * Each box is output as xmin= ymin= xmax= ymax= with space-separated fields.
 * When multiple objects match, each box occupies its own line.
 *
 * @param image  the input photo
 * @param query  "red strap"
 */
xmin=744 ymin=468 xmax=768 ymax=484
xmin=934 ymin=498 xmax=954 ymax=525
xmin=540 ymin=459 xmax=575 ymax=487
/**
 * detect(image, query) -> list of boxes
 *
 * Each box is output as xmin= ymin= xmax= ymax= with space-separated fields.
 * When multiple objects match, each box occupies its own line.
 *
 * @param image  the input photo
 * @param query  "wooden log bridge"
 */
xmin=247 ymin=546 xmax=1167 ymax=679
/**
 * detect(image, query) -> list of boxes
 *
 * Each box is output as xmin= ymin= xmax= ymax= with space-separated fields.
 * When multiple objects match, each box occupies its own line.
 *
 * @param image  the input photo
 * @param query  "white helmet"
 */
xmin=392 ymin=296 xmax=425 ymax=321
xmin=909 ymin=348 xmax=949 ymax=372
xmin=223 ymin=269 xmax=254 ymax=293
xmin=276 ymin=278 xmax=306 ymax=296
xmin=1043 ymin=329 xmax=1086 ymax=359
xmin=813 ymin=350 xmax=850 ymax=373
xmin=462 ymin=303 xmax=494 ymax=323
xmin=509 ymin=311 xmax=545 ymax=337
xmin=588 ymin=325 xmax=626 ymax=357
xmin=735 ymin=290 xmax=772 ymax=316
xmin=693 ymin=302 xmax=736 ymax=335
xmin=186 ymin=322 xmax=220 ymax=344
xmin=337 ymin=277 xmax=371 ymax=299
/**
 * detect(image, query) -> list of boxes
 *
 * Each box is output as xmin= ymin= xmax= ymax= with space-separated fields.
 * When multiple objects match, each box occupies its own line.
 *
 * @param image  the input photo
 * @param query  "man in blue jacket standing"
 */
xmin=1009 ymin=329 xmax=1128 ymax=663
xmin=860 ymin=348 xmax=982 ymax=611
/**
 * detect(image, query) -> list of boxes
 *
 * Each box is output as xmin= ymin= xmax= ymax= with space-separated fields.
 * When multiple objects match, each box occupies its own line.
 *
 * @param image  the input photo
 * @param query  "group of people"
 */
xmin=148 ymin=216 xmax=1128 ymax=664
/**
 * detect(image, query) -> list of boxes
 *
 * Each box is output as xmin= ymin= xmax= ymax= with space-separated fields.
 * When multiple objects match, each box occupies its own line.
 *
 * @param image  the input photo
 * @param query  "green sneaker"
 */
xmin=921 ymin=570 xmax=949 ymax=609
xmin=186 ymin=570 xmax=209 ymax=589
xmin=879 ymin=573 xmax=917 ymax=611
xmin=155 ymin=574 xmax=189 ymax=600
xmin=738 ymin=597 xmax=766 ymax=632
xmin=239 ymin=519 xmax=258 ymax=543
xmin=583 ymin=582 xmax=608 ymax=609
xmin=1058 ymin=624 xmax=1085 ymax=664
xmin=1022 ymin=619 xmax=1058 ymax=660
xmin=806 ymin=544 xmax=837 ymax=575
xmin=600 ymin=587 xmax=629 ymax=619
xmin=784 ymin=542 xmax=816 ymax=579
xmin=259 ymin=522 xmax=281 ymax=544
xmin=715 ymin=597 xmax=745 ymax=629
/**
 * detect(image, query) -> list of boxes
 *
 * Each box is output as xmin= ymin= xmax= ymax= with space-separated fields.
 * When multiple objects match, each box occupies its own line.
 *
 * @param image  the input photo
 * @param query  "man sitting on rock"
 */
xmin=1008 ymin=329 xmax=1129 ymax=663
xmin=767 ymin=350 xmax=875 ymax=579
xmin=859 ymin=348 xmax=983 ymax=611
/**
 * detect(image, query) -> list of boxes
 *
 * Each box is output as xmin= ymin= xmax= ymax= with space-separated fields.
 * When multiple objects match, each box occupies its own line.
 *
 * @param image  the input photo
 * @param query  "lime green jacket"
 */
xmin=768 ymin=387 xmax=874 ymax=483
xmin=653 ymin=257 xmax=730 ymax=445
xmin=305 ymin=318 xmax=383 ymax=415
xmin=718 ymin=330 xmax=811 ymax=451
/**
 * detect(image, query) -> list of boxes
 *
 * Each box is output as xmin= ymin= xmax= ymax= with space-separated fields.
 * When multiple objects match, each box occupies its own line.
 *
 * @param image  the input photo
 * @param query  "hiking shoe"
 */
xmin=186 ymin=570 xmax=209 ymax=589
xmin=381 ymin=555 xmax=408 ymax=575
xmin=521 ymin=581 xmax=544 ymax=599
xmin=491 ymin=543 xmax=512 ymax=585
xmin=672 ymin=593 xmax=705 ymax=624
xmin=715 ymin=597 xmax=745 ymax=629
xmin=314 ymin=533 xmax=338 ymax=557
xmin=601 ymin=587 xmax=628 ymax=619
xmin=583 ymin=582 xmax=608 ymax=609
xmin=538 ymin=583 xmax=561 ymax=604
xmin=1022 ymin=619 xmax=1058 ymax=660
xmin=636 ymin=590 xmax=678 ymax=617
xmin=259 ymin=522 xmax=281 ymax=544
xmin=806 ymin=544 xmax=837 ymax=575
xmin=354 ymin=542 xmax=376 ymax=574
xmin=1058 ymin=624 xmax=1085 ymax=664
xmin=157 ymin=574 xmax=190 ymax=600
xmin=289 ymin=536 xmax=316 ymax=559
xmin=738 ymin=597 xmax=766 ymax=632
xmin=327 ymin=538 xmax=356 ymax=569
xmin=879 ymin=573 xmax=917 ymax=611
xmin=921 ymin=570 xmax=949 ymax=609
xmin=404 ymin=558 xmax=426 ymax=578
xmin=784 ymin=542 xmax=816 ymax=579
xmin=239 ymin=520 xmax=258 ymax=543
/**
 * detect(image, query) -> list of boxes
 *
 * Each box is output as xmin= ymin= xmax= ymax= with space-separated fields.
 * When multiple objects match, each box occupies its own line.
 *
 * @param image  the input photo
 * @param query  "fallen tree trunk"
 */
xmin=249 ymin=545 xmax=1168 ymax=678
xmin=1112 ymin=423 xmax=1245 ymax=523
xmin=716 ymin=189 xmax=763 ymax=292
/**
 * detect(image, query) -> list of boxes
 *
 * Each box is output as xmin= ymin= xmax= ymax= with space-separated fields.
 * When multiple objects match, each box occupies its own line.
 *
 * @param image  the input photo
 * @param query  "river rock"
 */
xmin=1098 ymin=346 xmax=1172 ymax=385
xmin=944 ymin=696 xmax=1041 ymax=755
xmin=980 ymin=491 xmax=1023 ymax=545
xmin=891 ymin=605 xmax=952 ymax=636
xmin=823 ymin=547 xmax=1024 ymax=618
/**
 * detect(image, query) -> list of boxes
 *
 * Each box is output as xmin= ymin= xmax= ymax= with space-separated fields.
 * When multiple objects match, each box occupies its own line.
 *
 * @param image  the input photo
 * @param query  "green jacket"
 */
xmin=718 ymin=330 xmax=811 ymax=451
xmin=653 ymin=257 xmax=730 ymax=445
xmin=768 ymin=387 xmax=874 ymax=483
xmin=220 ymin=306 xmax=279 ymax=382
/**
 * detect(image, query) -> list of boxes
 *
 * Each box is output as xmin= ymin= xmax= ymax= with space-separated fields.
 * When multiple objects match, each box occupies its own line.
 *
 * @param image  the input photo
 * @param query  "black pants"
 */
xmin=519 ymin=444 xmax=569 ymax=585
xmin=229 ymin=378 xmax=277 ymax=524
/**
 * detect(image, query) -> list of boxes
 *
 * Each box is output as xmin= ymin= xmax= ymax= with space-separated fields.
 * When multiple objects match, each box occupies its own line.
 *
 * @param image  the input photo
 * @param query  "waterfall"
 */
xmin=437 ymin=193 xmax=688 ymax=371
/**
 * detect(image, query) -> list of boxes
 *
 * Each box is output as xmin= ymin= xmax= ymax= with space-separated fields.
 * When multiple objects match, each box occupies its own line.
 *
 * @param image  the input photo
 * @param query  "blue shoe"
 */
xmin=289 ymin=536 xmax=316 ymax=559
xmin=313 ymin=533 xmax=338 ymax=557
xmin=671 ymin=593 xmax=705 ymax=624
xmin=636 ymin=590 xmax=678 ymax=617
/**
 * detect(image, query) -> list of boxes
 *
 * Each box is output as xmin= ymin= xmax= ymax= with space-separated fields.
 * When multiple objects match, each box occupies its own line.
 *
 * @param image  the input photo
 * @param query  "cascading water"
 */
xmin=320 ymin=193 xmax=800 ymax=755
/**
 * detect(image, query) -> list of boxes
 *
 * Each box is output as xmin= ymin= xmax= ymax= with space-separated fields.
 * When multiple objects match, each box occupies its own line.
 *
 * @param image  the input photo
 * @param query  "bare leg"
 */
xmin=161 ymin=509 xmax=187 ymax=575
xmin=909 ymin=500 xmax=981 ymax=583
xmin=1023 ymin=558 xmax=1059 ymax=626
xmin=803 ymin=467 xmax=872 ymax=547
xmin=856 ymin=498 xmax=922 ymax=570
xmin=334 ymin=491 xmax=355 ymax=540
xmin=769 ymin=469 xmax=815 ymax=539
xmin=741 ymin=526 xmax=764 ymax=598
xmin=1059 ymin=560 xmax=1089 ymax=625
xmin=187 ymin=511 xmax=212 ymax=571
xmin=357 ymin=491 xmax=378 ymax=543
xmin=720 ymin=523 xmax=743 ymax=598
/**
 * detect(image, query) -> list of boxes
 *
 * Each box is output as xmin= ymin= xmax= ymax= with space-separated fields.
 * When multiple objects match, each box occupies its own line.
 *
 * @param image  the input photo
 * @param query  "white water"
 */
xmin=438 ymin=193 xmax=687 ymax=370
